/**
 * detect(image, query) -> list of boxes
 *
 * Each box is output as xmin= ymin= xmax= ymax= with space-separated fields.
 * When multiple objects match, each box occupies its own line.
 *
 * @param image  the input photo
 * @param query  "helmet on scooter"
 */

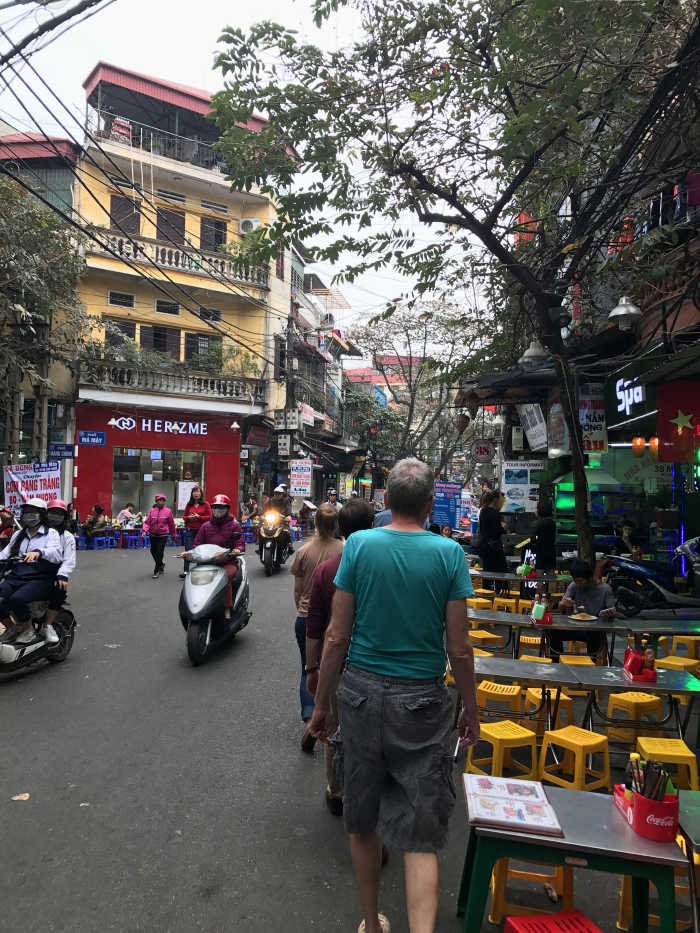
xmin=211 ymin=494 xmax=231 ymax=506
xmin=20 ymin=497 xmax=48 ymax=529
xmin=23 ymin=497 xmax=48 ymax=511
xmin=273 ymin=485 xmax=286 ymax=494
xmin=47 ymin=499 xmax=68 ymax=512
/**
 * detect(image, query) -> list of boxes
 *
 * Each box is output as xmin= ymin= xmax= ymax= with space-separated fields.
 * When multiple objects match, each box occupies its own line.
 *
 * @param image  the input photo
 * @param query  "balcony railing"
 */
xmin=89 ymin=231 xmax=269 ymax=289
xmin=80 ymin=361 xmax=266 ymax=404
xmin=88 ymin=109 xmax=229 ymax=175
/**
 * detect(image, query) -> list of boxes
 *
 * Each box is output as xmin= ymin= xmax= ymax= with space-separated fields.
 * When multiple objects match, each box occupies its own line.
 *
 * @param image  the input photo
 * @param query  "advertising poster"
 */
xmin=500 ymin=460 xmax=545 ymax=513
xmin=579 ymin=383 xmax=608 ymax=453
xmin=516 ymin=404 xmax=548 ymax=451
xmin=547 ymin=403 xmax=570 ymax=458
xmin=177 ymin=481 xmax=198 ymax=511
xmin=289 ymin=459 xmax=313 ymax=497
xmin=3 ymin=461 xmax=61 ymax=514
xmin=432 ymin=481 xmax=462 ymax=527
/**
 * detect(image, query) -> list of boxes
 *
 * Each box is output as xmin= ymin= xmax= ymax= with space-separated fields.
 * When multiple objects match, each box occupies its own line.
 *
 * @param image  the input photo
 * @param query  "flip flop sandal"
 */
xmin=357 ymin=913 xmax=390 ymax=933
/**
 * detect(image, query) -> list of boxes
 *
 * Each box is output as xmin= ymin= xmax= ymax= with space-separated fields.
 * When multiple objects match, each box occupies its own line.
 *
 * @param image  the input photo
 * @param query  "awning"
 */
xmin=638 ymin=338 xmax=700 ymax=386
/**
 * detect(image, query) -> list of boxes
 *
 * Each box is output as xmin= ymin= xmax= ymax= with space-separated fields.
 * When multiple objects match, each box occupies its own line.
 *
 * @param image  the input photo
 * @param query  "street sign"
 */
xmin=470 ymin=439 xmax=495 ymax=463
xmin=48 ymin=443 xmax=74 ymax=459
xmin=77 ymin=430 xmax=105 ymax=446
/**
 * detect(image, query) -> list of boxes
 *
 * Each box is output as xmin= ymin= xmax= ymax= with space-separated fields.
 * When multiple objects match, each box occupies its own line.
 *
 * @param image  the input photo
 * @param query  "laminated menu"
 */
xmin=463 ymin=774 xmax=564 ymax=836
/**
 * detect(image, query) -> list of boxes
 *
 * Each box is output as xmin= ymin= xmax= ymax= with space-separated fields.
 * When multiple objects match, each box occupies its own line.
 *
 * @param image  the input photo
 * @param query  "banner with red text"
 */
xmin=3 ymin=461 xmax=61 ymax=515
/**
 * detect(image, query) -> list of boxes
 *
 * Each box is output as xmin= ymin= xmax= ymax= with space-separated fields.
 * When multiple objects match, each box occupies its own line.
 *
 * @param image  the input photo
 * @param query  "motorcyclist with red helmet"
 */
xmin=188 ymin=494 xmax=245 ymax=621
xmin=42 ymin=499 xmax=76 ymax=644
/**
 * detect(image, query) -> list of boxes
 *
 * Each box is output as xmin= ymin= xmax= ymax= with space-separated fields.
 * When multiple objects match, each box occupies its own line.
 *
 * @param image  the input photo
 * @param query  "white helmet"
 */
xmin=22 ymin=497 xmax=48 ymax=510
xmin=274 ymin=485 xmax=286 ymax=493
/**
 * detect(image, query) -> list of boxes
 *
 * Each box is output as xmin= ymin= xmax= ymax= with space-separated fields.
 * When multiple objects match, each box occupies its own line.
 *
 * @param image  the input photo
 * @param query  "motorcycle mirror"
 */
xmin=230 ymin=531 xmax=242 ymax=542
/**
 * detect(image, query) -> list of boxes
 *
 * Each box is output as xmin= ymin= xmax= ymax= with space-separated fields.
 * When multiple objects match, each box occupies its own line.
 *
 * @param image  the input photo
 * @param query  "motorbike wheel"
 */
xmin=47 ymin=611 xmax=75 ymax=663
xmin=263 ymin=546 xmax=273 ymax=577
xmin=187 ymin=621 xmax=209 ymax=666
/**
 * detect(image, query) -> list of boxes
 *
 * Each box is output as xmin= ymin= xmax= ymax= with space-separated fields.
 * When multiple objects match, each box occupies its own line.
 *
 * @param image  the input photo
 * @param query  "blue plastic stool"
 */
xmin=126 ymin=533 xmax=140 ymax=549
xmin=107 ymin=530 xmax=118 ymax=548
xmin=142 ymin=533 xmax=150 ymax=548
xmin=92 ymin=536 xmax=107 ymax=550
xmin=75 ymin=533 xmax=87 ymax=550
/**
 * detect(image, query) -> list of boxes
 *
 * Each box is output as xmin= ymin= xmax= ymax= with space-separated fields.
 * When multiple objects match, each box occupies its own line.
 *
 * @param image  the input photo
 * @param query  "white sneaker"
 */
xmin=43 ymin=624 xmax=60 ymax=645
xmin=14 ymin=628 xmax=37 ymax=644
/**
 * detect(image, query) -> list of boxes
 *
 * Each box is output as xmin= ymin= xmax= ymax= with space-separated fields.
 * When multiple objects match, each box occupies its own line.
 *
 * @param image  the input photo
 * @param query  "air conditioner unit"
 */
xmin=239 ymin=218 xmax=261 ymax=234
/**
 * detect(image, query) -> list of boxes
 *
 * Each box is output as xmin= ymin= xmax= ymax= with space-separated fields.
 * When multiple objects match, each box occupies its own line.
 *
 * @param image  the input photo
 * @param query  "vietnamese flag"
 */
xmin=658 ymin=380 xmax=700 ymax=462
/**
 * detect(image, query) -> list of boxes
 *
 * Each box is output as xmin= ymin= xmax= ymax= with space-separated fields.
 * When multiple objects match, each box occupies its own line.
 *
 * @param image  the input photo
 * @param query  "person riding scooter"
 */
xmin=0 ymin=498 xmax=63 ymax=643
xmin=186 ymin=494 xmax=244 ymax=621
xmin=260 ymin=485 xmax=292 ymax=554
xmin=41 ymin=499 xmax=76 ymax=644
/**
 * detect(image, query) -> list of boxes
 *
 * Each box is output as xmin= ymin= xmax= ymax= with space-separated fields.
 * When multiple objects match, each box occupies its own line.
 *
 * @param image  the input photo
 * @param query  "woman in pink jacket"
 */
xmin=142 ymin=494 xmax=176 ymax=579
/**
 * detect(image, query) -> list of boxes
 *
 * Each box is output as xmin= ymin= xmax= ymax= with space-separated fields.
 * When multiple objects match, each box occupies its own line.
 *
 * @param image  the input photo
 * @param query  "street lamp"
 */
xmin=607 ymin=295 xmax=642 ymax=331
xmin=518 ymin=338 xmax=548 ymax=366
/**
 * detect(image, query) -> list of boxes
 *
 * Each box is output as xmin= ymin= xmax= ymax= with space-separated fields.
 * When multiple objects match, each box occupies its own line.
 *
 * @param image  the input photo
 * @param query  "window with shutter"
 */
xmin=145 ymin=325 xmax=181 ymax=359
xmin=156 ymin=207 xmax=185 ymax=245
xmin=155 ymin=299 xmax=180 ymax=316
xmin=200 ymin=216 xmax=227 ymax=253
xmin=275 ymin=249 xmax=285 ymax=280
xmin=110 ymin=195 xmax=140 ymax=237
xmin=139 ymin=325 xmax=153 ymax=350
xmin=108 ymin=290 xmax=135 ymax=308
xmin=105 ymin=318 xmax=136 ymax=350
xmin=185 ymin=333 xmax=222 ymax=362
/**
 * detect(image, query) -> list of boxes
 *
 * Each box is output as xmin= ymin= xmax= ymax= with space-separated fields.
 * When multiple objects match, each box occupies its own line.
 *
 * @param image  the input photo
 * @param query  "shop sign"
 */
xmin=48 ymin=443 xmax=74 ymax=460
xmin=658 ymin=380 xmax=700 ymax=463
xmin=289 ymin=459 xmax=313 ymax=496
xmin=604 ymin=357 xmax=660 ymax=430
xmin=432 ymin=481 xmax=462 ymax=527
xmin=78 ymin=430 xmax=106 ymax=446
xmin=299 ymin=404 xmax=315 ymax=427
xmin=579 ymin=383 xmax=607 ymax=453
xmin=500 ymin=460 xmax=545 ymax=513
xmin=3 ymin=461 xmax=61 ymax=514
xmin=278 ymin=434 xmax=291 ymax=457
xmin=107 ymin=416 xmax=208 ymax=435
xmin=516 ymin=403 xmax=547 ymax=451
xmin=470 ymin=439 xmax=496 ymax=463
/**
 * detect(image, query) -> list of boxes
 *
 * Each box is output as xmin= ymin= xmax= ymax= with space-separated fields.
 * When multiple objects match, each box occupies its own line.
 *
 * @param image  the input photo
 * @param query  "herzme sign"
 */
xmin=107 ymin=417 xmax=208 ymax=435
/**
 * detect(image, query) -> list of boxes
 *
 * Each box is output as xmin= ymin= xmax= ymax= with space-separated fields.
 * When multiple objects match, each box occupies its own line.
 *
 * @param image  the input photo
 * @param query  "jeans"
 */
xmin=150 ymin=534 xmax=168 ymax=572
xmin=0 ymin=578 xmax=54 ymax=622
xmin=182 ymin=528 xmax=197 ymax=571
xmin=294 ymin=616 xmax=315 ymax=720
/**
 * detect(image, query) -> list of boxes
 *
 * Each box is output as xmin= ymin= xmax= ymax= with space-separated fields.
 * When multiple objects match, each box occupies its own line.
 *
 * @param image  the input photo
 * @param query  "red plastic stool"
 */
xmin=504 ymin=911 xmax=603 ymax=933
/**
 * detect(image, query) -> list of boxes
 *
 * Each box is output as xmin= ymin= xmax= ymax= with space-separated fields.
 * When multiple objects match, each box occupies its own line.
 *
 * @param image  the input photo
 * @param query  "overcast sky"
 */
xmin=0 ymin=0 xmax=413 ymax=330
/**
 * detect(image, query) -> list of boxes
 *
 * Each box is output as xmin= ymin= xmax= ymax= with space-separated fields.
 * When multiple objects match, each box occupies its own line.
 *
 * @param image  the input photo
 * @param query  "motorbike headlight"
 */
xmin=264 ymin=511 xmax=279 ymax=523
xmin=189 ymin=569 xmax=217 ymax=585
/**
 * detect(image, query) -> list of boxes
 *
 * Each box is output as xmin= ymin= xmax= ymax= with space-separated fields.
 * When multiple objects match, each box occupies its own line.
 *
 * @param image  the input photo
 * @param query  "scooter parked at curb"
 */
xmin=0 ymin=561 xmax=76 ymax=673
xmin=603 ymin=538 xmax=700 ymax=616
xmin=179 ymin=541 xmax=250 ymax=666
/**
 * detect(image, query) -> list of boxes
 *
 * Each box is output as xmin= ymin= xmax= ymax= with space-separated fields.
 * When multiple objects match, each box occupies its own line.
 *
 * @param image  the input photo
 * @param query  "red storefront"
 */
xmin=74 ymin=404 xmax=240 ymax=518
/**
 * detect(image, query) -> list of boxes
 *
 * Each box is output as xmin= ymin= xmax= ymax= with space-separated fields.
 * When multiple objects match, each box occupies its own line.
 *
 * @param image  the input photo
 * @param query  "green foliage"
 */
xmin=0 ymin=175 xmax=89 ymax=405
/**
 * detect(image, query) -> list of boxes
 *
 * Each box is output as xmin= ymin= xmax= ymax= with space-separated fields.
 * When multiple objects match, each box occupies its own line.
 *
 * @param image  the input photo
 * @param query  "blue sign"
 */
xmin=431 ymin=481 xmax=462 ymax=528
xmin=78 ymin=430 xmax=106 ymax=446
xmin=48 ymin=443 xmax=74 ymax=460
xmin=373 ymin=385 xmax=387 ymax=408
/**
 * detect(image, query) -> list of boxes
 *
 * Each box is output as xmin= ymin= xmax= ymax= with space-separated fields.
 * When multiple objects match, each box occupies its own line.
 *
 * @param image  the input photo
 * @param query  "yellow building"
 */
xmin=71 ymin=63 xmax=290 ymax=515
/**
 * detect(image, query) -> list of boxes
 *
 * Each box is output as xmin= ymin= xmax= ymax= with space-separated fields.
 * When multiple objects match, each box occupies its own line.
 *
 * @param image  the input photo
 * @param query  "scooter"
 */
xmin=258 ymin=509 xmax=290 ymax=577
xmin=0 ymin=560 xmax=76 ymax=673
xmin=603 ymin=539 xmax=700 ymax=616
xmin=178 ymin=541 xmax=251 ymax=666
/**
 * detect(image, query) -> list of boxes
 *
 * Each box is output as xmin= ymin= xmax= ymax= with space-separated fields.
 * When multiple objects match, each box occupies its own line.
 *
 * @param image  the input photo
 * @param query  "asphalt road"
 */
xmin=0 ymin=547 xmax=654 ymax=932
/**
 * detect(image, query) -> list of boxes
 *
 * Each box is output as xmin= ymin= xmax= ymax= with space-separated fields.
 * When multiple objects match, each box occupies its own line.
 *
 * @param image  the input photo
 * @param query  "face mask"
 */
xmin=47 ymin=512 xmax=65 ymax=527
xmin=211 ymin=508 xmax=228 ymax=519
xmin=21 ymin=513 xmax=41 ymax=528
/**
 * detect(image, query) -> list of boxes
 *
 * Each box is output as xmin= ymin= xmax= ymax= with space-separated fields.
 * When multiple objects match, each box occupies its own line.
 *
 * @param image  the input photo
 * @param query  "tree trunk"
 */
xmin=554 ymin=356 xmax=594 ymax=565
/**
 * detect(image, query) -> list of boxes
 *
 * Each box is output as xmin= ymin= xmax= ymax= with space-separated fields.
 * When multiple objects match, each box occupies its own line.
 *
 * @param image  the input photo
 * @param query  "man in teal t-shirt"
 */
xmin=310 ymin=458 xmax=480 ymax=933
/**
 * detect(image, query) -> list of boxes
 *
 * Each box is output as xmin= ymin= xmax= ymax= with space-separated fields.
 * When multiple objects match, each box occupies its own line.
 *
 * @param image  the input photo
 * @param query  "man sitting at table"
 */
xmin=551 ymin=558 xmax=616 ymax=662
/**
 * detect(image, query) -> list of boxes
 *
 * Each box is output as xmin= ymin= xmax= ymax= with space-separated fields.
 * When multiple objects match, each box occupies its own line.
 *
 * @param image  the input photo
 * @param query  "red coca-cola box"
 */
xmin=613 ymin=784 xmax=678 ymax=842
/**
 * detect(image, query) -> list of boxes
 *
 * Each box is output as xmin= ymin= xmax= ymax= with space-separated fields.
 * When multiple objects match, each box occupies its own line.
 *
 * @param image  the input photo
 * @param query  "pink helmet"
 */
xmin=47 ymin=499 xmax=68 ymax=511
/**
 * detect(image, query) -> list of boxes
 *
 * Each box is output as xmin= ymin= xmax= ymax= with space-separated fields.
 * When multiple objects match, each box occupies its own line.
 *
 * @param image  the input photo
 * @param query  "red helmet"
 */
xmin=212 ymin=494 xmax=231 ymax=506
xmin=47 ymin=499 xmax=68 ymax=511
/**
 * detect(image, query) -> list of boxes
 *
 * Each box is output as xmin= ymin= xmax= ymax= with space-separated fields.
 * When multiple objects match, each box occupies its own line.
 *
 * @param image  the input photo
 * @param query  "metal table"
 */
xmin=470 ymin=569 xmax=571 ymax=585
xmin=678 ymin=790 xmax=700 ymax=933
xmin=458 ymin=784 xmax=685 ymax=933
xmin=570 ymin=665 xmax=700 ymax=740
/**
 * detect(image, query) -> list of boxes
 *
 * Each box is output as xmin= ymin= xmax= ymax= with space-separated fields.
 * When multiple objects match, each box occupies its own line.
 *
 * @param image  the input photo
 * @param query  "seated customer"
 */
xmin=116 ymin=502 xmax=142 ymax=525
xmin=550 ymin=558 xmax=616 ymax=661
xmin=82 ymin=504 xmax=106 ymax=540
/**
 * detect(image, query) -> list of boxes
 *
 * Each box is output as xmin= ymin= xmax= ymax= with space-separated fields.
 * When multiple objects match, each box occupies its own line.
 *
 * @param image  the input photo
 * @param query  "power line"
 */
xmin=0 ymin=0 xmax=106 ymax=69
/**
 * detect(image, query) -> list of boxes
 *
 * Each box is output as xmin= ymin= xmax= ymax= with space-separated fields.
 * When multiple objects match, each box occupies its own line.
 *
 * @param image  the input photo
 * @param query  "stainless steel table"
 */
xmin=679 ymin=790 xmax=700 ymax=933
xmin=470 ymin=569 xmax=571 ymax=585
xmin=458 ymin=784 xmax=686 ymax=933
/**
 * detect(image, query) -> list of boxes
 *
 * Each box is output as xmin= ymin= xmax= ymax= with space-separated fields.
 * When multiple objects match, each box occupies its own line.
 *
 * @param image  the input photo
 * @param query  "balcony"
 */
xmin=88 ymin=230 xmax=269 ymax=289
xmin=88 ymin=109 xmax=229 ymax=175
xmin=80 ymin=360 xmax=266 ymax=405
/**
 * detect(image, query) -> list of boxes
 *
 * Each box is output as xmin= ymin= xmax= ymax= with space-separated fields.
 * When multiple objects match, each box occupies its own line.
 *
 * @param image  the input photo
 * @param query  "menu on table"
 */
xmin=463 ymin=774 xmax=564 ymax=836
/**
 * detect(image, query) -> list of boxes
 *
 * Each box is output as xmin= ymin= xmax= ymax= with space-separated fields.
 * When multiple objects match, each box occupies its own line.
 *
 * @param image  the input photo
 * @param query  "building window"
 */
xmin=185 ymin=332 xmax=222 ymax=363
xmin=108 ymin=290 xmax=135 ymax=308
xmin=200 ymin=216 xmax=227 ymax=252
xmin=140 ymin=324 xmax=181 ymax=358
xmin=155 ymin=299 xmax=180 ymax=316
xmin=199 ymin=307 xmax=222 ymax=322
xmin=110 ymin=195 xmax=140 ymax=237
xmin=105 ymin=317 xmax=136 ymax=350
xmin=156 ymin=207 xmax=185 ymax=246
xmin=275 ymin=249 xmax=285 ymax=280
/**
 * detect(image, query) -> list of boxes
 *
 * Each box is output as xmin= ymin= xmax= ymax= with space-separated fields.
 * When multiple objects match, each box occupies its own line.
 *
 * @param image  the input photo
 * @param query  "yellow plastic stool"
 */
xmin=489 ymin=858 xmax=574 ymax=925
xmin=470 ymin=629 xmax=503 ymax=648
xmin=518 ymin=634 xmax=544 ymax=656
xmin=671 ymin=636 xmax=700 ymax=660
xmin=656 ymin=655 xmax=700 ymax=674
xmin=558 ymin=654 xmax=595 ymax=697
xmin=636 ymin=736 xmax=699 ymax=790
xmin=539 ymin=725 xmax=612 ymax=791
xmin=519 ymin=654 xmax=552 ymax=663
xmin=606 ymin=692 xmax=662 ymax=743
xmin=493 ymin=597 xmax=518 ymax=613
xmin=472 ymin=647 xmax=493 ymax=658
xmin=617 ymin=834 xmax=699 ymax=931
xmin=465 ymin=719 xmax=538 ymax=778
xmin=467 ymin=597 xmax=493 ymax=611
xmin=523 ymin=686 xmax=574 ymax=734
xmin=472 ymin=587 xmax=495 ymax=599
xmin=476 ymin=680 xmax=522 ymax=718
